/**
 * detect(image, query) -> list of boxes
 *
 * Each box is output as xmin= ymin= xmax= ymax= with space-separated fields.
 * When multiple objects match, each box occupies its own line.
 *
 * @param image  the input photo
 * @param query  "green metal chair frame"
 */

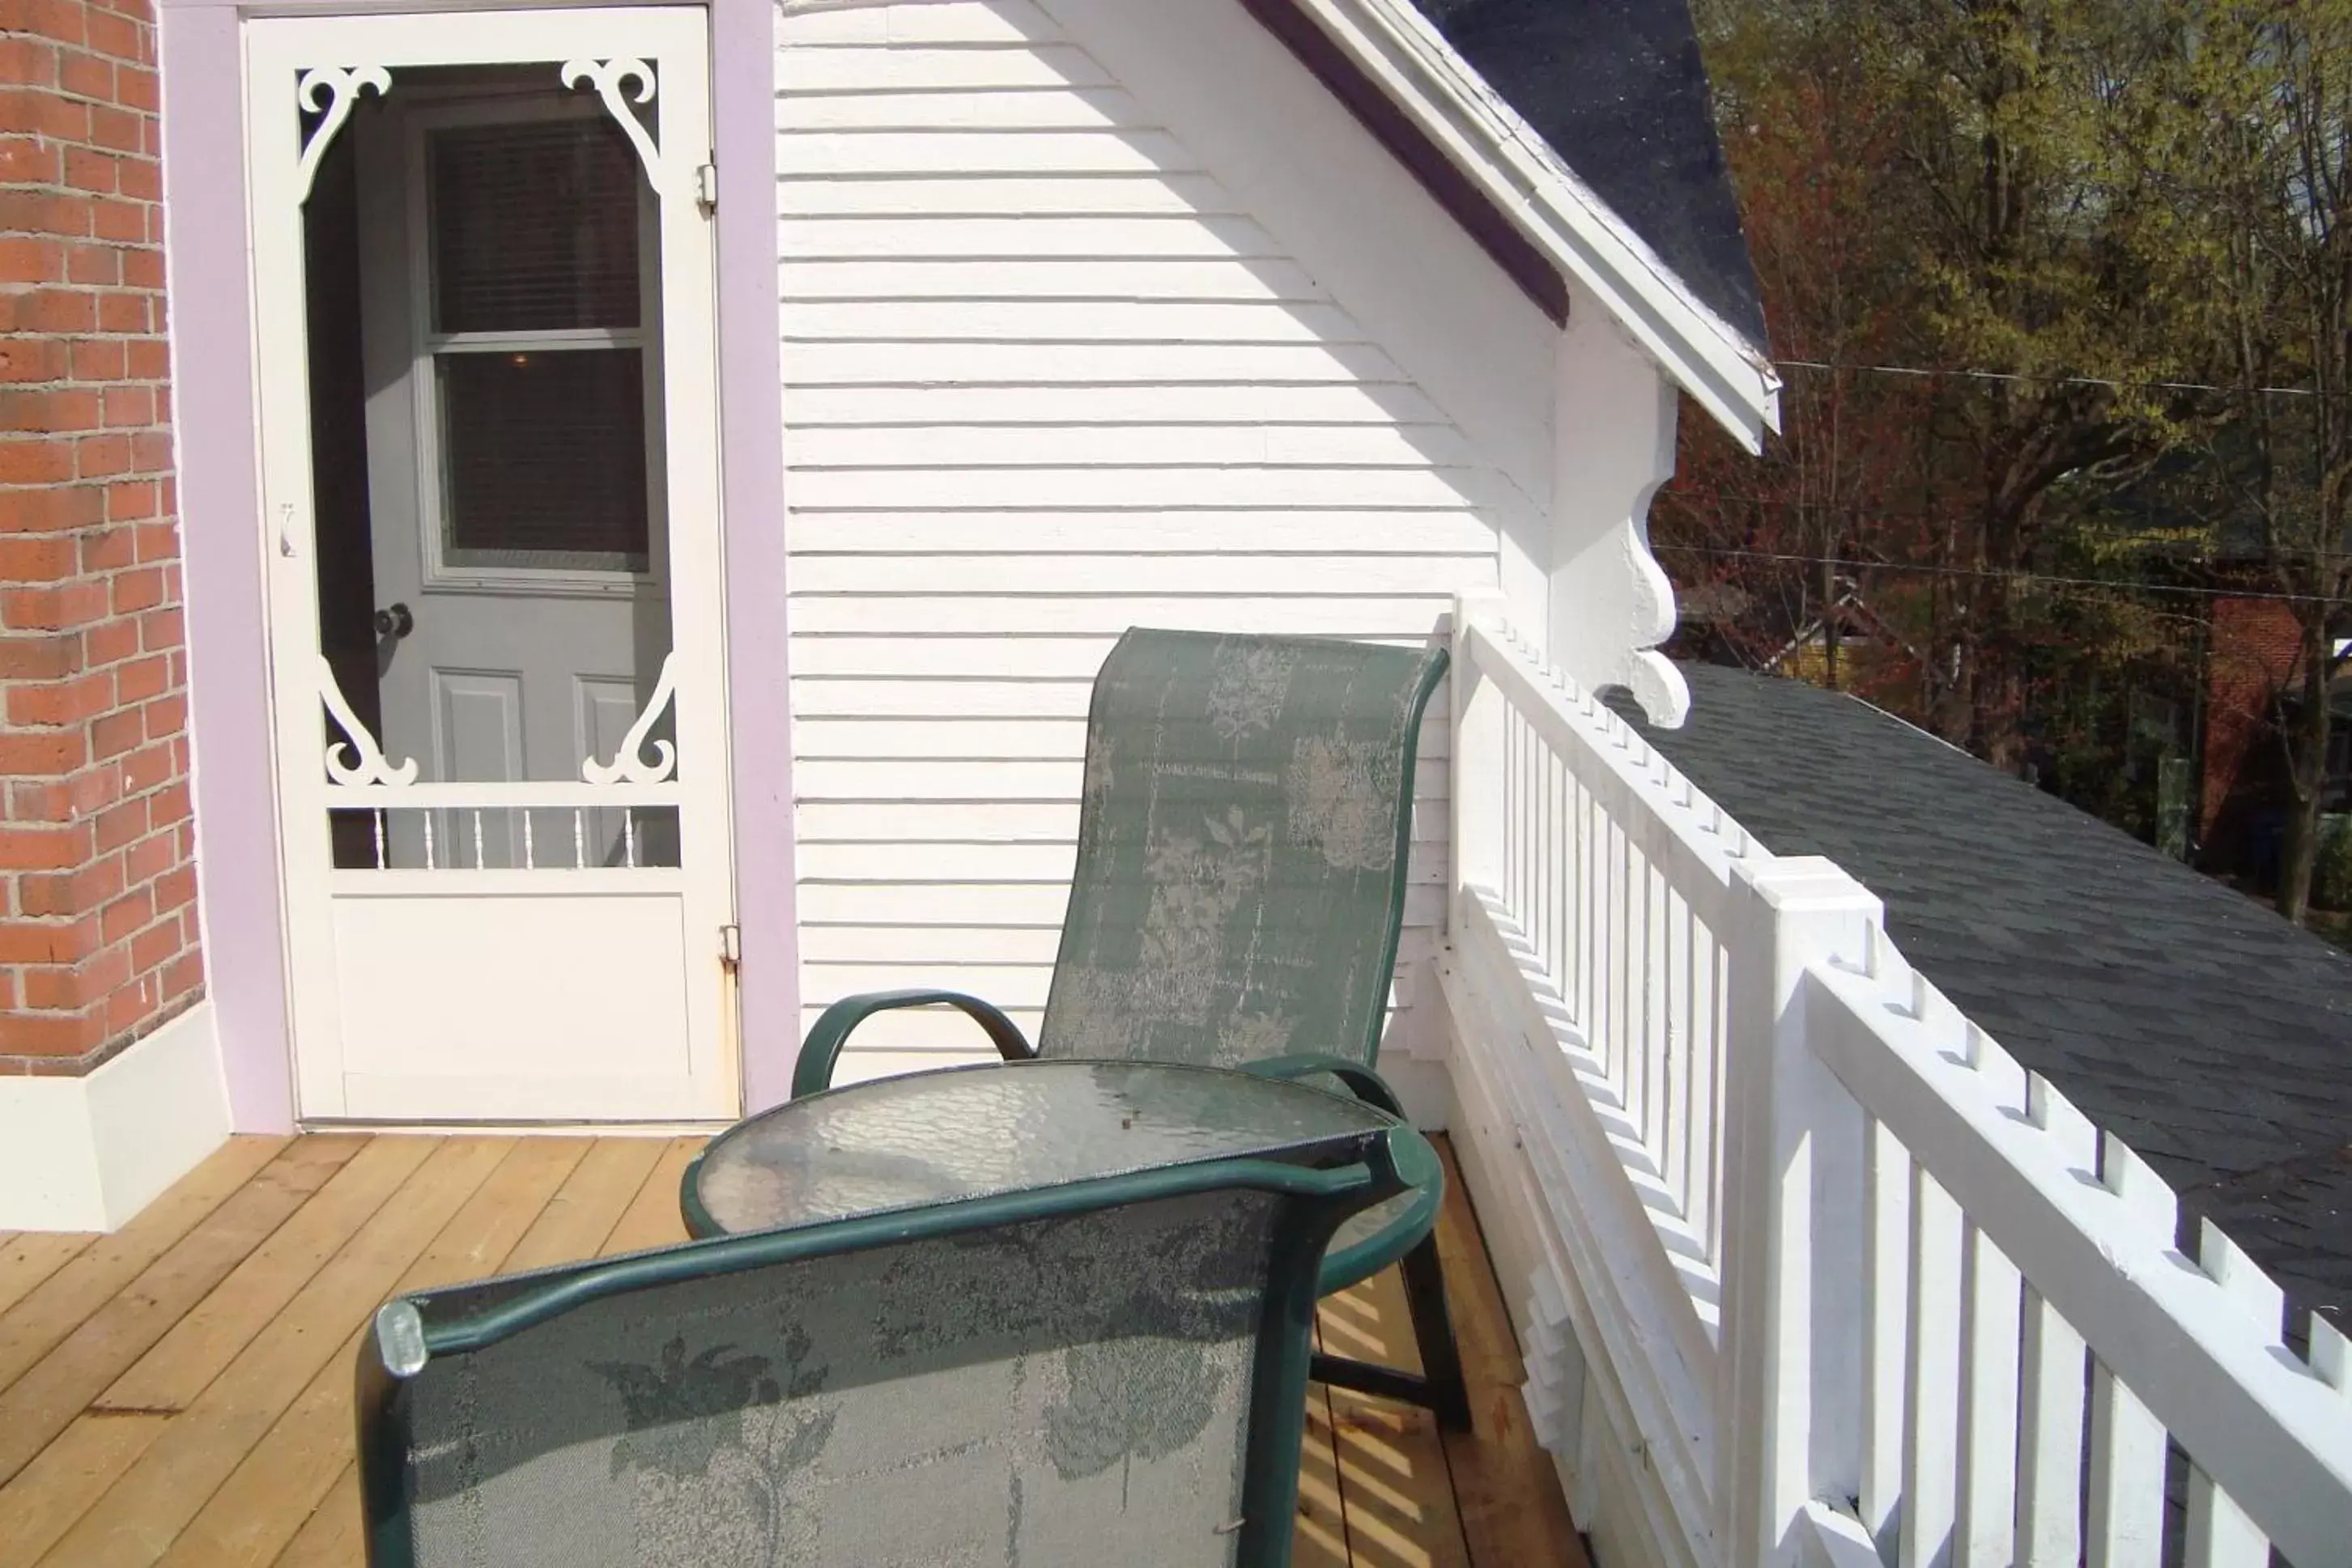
xmin=783 ymin=628 xmax=1469 ymax=1430
xmin=358 ymin=1120 xmax=1433 ymax=1567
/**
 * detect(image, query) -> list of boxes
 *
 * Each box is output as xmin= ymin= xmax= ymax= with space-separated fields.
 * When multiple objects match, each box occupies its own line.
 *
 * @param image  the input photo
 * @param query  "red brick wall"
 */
xmin=2200 ymin=597 xmax=2306 ymax=856
xmin=0 ymin=0 xmax=198 ymax=1073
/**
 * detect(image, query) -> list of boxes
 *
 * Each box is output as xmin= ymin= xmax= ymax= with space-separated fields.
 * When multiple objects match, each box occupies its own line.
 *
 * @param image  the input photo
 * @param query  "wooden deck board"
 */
xmin=0 ymin=1233 xmax=98 ymax=1319
xmin=1429 ymin=1140 xmax=1587 ymax=1568
xmin=0 ymin=1137 xmax=287 ymax=1397
xmin=0 ymin=1139 xmax=364 ymax=1488
xmin=0 ymin=1130 xmax=1582 ymax=1567
xmin=1325 ymin=1263 xmax=1473 ymax=1568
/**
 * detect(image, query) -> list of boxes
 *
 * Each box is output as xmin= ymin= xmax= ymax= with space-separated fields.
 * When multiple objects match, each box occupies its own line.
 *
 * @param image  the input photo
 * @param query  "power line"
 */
xmin=1655 ymin=542 xmax=2348 ymax=606
xmin=1658 ymin=488 xmax=2352 ymax=565
xmin=1775 ymin=358 xmax=2332 ymax=399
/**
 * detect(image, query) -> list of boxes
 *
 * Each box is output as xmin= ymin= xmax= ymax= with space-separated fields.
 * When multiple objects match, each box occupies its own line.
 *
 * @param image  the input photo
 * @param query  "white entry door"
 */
xmin=248 ymin=9 xmax=737 ymax=1123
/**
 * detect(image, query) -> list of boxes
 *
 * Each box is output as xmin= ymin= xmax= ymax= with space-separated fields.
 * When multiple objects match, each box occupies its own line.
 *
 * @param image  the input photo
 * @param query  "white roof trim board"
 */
xmin=1294 ymin=0 xmax=1784 ymax=451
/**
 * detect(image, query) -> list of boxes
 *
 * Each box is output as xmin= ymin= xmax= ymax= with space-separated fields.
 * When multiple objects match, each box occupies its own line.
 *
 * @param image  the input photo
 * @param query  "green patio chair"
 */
xmin=789 ymin=627 xmax=1469 ymax=1430
xmin=356 ymin=1115 xmax=1432 ymax=1567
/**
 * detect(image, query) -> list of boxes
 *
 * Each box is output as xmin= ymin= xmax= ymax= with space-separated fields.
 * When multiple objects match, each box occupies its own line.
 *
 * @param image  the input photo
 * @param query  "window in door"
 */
xmin=303 ymin=66 xmax=680 ymax=872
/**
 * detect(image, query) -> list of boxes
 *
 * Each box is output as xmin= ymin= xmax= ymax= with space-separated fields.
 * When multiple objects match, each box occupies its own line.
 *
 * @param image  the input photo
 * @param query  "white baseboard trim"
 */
xmin=0 ymin=1002 xmax=231 ymax=1231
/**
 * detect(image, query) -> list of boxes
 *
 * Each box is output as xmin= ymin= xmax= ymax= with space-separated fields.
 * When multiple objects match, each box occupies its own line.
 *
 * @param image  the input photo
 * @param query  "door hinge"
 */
xmin=720 ymin=923 xmax=741 ymax=966
xmin=695 ymin=163 xmax=718 ymax=215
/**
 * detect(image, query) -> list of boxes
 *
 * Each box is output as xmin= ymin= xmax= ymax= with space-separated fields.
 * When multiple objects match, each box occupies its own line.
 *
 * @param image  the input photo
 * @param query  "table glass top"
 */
xmin=691 ymin=1059 xmax=1397 ymax=1234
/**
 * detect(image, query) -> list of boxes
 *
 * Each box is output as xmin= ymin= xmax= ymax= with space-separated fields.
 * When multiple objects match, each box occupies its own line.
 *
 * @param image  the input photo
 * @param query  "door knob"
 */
xmin=374 ymin=602 xmax=415 ymax=640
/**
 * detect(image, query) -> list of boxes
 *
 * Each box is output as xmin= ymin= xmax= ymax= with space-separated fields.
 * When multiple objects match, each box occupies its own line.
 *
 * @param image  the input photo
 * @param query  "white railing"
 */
xmin=1438 ymin=595 xmax=2352 ymax=1568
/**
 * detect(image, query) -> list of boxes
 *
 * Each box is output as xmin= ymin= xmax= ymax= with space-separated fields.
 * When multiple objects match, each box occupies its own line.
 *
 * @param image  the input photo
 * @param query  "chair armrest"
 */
xmin=1237 ymin=1054 xmax=1406 ymax=1119
xmin=792 ymin=988 xmax=1037 ymax=1098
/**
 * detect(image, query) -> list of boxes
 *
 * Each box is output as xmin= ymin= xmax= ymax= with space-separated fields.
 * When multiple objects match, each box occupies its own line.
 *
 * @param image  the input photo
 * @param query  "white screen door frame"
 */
xmin=246 ymin=7 xmax=738 ymax=1124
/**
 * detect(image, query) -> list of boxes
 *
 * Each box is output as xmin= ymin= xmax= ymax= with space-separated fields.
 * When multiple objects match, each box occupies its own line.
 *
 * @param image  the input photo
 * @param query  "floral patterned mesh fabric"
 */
xmin=390 ymin=1191 xmax=1282 ymax=1566
xmin=1040 ymin=630 xmax=1446 ymax=1070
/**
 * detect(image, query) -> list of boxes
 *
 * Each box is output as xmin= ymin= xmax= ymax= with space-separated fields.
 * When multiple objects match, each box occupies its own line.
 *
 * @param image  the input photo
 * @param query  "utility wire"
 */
xmin=1655 ymin=542 xmax=2346 ymax=606
xmin=1659 ymin=488 xmax=2352 ymax=564
xmin=1774 ymin=358 xmax=2332 ymax=399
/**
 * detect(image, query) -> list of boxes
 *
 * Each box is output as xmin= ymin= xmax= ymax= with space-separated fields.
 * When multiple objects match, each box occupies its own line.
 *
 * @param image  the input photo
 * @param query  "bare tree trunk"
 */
xmin=2278 ymin=613 xmax=2331 ymax=924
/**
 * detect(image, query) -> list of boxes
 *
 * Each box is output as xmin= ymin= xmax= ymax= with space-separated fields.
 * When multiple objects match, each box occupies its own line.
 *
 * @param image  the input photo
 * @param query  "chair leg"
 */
xmin=1308 ymin=1233 xmax=1473 ymax=1433
xmin=1398 ymin=1230 xmax=1471 ymax=1431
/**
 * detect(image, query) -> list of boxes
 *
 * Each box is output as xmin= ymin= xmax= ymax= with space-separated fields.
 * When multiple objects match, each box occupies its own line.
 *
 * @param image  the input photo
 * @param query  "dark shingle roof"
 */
xmin=1404 ymin=0 xmax=1767 ymax=351
xmin=1621 ymin=663 xmax=2352 ymax=1328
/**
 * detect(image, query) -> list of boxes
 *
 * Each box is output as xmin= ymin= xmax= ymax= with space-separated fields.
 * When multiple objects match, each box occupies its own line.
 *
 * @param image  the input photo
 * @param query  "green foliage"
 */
xmin=2315 ymin=815 xmax=2352 ymax=911
xmin=1677 ymin=0 xmax=2352 ymax=905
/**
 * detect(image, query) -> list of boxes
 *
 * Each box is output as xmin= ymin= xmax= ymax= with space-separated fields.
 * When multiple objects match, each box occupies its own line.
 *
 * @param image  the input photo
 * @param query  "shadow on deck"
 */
xmin=0 ymin=1132 xmax=1583 ymax=1566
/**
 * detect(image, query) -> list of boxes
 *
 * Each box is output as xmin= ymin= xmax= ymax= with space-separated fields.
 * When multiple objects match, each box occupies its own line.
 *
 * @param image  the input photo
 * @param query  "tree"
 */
xmin=1679 ymin=0 xmax=2205 ymax=769
xmin=1669 ymin=0 xmax=1946 ymax=691
xmin=2112 ymin=0 xmax=2352 ymax=921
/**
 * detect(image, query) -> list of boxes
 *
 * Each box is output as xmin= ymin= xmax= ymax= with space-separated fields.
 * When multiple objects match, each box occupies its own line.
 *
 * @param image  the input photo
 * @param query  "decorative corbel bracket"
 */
xmin=1545 ymin=294 xmax=1691 ymax=727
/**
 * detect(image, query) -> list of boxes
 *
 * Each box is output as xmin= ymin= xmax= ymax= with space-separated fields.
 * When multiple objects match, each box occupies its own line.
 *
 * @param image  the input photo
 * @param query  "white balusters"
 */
xmin=1860 ymin=1116 xmax=1911 ymax=1553
xmin=1900 ymin=1166 xmax=1964 ymax=1568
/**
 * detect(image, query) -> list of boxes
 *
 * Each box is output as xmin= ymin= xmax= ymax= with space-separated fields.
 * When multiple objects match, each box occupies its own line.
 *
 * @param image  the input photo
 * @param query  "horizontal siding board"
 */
xmin=775 ymin=341 xmax=1413 ymax=386
xmin=777 ymin=45 xmax=1118 ymax=94
xmin=779 ymin=299 xmax=1368 ymax=344
xmin=802 ymin=924 xmax=1068 ymax=965
xmin=780 ymin=383 xmax=1444 ymax=425
xmin=785 ymin=423 xmax=1475 ymax=467
xmin=785 ymin=596 xmax=1458 ymax=637
xmin=782 ymin=512 xmax=1492 ymax=554
xmin=785 ymin=550 xmax=1486 ymax=595
xmin=794 ymin=717 xmax=1089 ymax=759
xmin=778 ymin=87 xmax=1145 ymax=132
xmin=784 ymin=640 xmax=1112 ymax=678
xmin=778 ymin=215 xmax=1291 ymax=261
xmin=780 ymin=0 xmax=1065 ymax=48
xmin=797 ymin=801 xmax=1086 ymax=843
xmin=777 ymin=258 xmax=1330 ymax=304
xmin=779 ymin=130 xmax=1204 ymax=178
xmin=780 ymin=174 xmax=1239 ymax=219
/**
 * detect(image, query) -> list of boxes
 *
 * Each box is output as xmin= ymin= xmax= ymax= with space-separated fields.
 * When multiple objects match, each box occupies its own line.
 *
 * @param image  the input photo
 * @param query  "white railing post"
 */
xmin=1449 ymin=590 xmax=1510 ymax=934
xmin=1718 ymin=856 xmax=1881 ymax=1566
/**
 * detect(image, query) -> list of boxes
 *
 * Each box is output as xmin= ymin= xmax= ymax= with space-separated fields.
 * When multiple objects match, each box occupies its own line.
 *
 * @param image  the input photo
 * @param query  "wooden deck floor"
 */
xmin=0 ymin=1132 xmax=1584 ymax=1566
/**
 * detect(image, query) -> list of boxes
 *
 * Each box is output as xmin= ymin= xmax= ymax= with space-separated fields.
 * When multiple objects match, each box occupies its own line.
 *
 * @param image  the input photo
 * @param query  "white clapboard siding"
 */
xmin=783 ymin=385 xmax=1449 ymax=426
xmin=778 ymin=86 xmax=1144 ymax=132
xmin=780 ymin=340 xmax=1416 ymax=386
xmin=789 ymin=553 xmax=1482 ymax=596
xmin=779 ymin=130 xmax=1204 ymax=178
xmin=782 ymin=300 xmax=1367 ymax=344
xmin=788 ymin=597 xmax=1465 ymax=638
xmin=779 ymin=0 xmax=1511 ymax=1083
xmin=780 ymin=175 xmax=1242 ymax=219
xmin=793 ymin=424 xmax=1476 ymax=468
xmin=787 ymin=512 xmax=1494 ymax=555
xmin=780 ymin=215 xmax=1292 ymax=261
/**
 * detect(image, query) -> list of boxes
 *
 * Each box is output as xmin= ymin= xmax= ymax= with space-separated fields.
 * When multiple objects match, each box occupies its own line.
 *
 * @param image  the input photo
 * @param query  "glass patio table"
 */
xmin=681 ymin=1058 xmax=1440 ymax=1294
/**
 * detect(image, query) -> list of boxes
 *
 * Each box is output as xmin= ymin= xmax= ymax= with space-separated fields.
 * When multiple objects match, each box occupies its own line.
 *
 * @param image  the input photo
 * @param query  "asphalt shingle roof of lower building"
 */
xmin=1620 ymin=663 xmax=2352 ymax=1328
